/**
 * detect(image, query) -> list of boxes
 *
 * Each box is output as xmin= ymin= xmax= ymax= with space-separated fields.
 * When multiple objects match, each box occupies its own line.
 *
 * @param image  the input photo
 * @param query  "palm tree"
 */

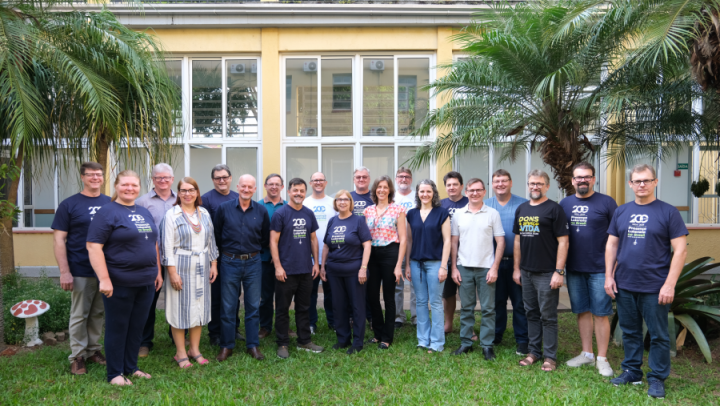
xmin=408 ymin=1 xmax=714 ymax=194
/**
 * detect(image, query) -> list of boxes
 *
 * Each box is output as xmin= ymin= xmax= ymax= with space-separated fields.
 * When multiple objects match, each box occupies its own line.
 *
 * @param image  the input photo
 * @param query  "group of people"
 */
xmin=52 ymin=160 xmax=687 ymax=399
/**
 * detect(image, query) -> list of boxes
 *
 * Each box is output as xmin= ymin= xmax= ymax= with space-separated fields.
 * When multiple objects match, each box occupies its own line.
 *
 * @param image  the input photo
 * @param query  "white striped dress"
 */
xmin=160 ymin=206 xmax=219 ymax=329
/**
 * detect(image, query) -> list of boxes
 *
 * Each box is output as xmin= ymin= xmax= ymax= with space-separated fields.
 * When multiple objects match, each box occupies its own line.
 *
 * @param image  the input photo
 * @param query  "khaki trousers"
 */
xmin=68 ymin=276 xmax=105 ymax=361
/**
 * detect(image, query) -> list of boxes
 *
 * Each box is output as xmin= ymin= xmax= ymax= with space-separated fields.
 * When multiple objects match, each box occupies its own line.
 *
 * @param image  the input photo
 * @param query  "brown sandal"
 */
xmin=541 ymin=358 xmax=557 ymax=372
xmin=519 ymin=354 xmax=539 ymax=366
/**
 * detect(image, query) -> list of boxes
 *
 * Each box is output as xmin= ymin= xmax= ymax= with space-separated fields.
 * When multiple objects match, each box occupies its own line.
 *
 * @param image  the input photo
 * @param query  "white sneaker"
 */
xmin=596 ymin=358 xmax=614 ymax=377
xmin=566 ymin=353 xmax=595 ymax=367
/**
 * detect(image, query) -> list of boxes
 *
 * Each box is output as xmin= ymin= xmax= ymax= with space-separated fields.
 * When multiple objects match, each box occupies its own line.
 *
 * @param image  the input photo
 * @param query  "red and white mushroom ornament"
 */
xmin=10 ymin=300 xmax=50 ymax=346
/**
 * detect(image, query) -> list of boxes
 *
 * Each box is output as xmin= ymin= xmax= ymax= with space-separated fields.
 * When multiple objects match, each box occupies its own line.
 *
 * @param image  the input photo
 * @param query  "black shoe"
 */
xmin=493 ymin=338 xmax=502 ymax=346
xmin=346 ymin=346 xmax=362 ymax=355
xmin=452 ymin=345 xmax=474 ymax=355
xmin=332 ymin=342 xmax=351 ymax=350
xmin=209 ymin=337 xmax=221 ymax=346
xmin=394 ymin=322 xmax=403 ymax=329
xmin=235 ymin=331 xmax=245 ymax=341
xmin=483 ymin=347 xmax=496 ymax=361
xmin=516 ymin=342 xmax=529 ymax=356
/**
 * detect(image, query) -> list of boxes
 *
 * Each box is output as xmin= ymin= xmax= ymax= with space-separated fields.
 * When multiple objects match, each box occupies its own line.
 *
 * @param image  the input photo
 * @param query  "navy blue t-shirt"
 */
xmin=607 ymin=200 xmax=688 ymax=293
xmin=201 ymin=189 xmax=239 ymax=225
xmin=351 ymin=191 xmax=374 ymax=217
xmin=87 ymin=202 xmax=159 ymax=287
xmin=270 ymin=204 xmax=319 ymax=275
xmin=441 ymin=196 xmax=469 ymax=218
xmin=323 ymin=214 xmax=372 ymax=276
xmin=51 ymin=193 xmax=111 ymax=277
xmin=559 ymin=193 xmax=618 ymax=273
xmin=406 ymin=207 xmax=450 ymax=261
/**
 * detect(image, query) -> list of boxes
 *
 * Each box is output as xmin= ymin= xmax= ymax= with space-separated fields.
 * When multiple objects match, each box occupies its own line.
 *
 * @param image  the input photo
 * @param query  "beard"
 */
xmin=530 ymin=190 xmax=544 ymax=200
xmin=576 ymin=183 xmax=590 ymax=195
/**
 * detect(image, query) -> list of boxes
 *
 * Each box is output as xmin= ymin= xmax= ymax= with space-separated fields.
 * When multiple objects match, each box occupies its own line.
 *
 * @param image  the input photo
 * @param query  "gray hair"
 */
xmin=414 ymin=179 xmax=441 ymax=209
xmin=353 ymin=166 xmax=370 ymax=176
xmin=211 ymin=164 xmax=232 ymax=178
xmin=527 ymin=169 xmax=550 ymax=185
xmin=629 ymin=163 xmax=656 ymax=180
xmin=152 ymin=163 xmax=173 ymax=177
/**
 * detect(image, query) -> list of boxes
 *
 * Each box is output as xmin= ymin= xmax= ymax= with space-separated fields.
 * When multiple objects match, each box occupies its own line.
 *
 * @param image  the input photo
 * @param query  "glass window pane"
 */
xmin=398 ymin=58 xmax=430 ymax=136
xmin=226 ymin=59 xmax=259 ymax=138
xmin=117 ymin=148 xmax=149 ymax=196
xmin=170 ymin=145 xmax=185 ymax=181
xmin=399 ymin=146 xmax=430 ymax=189
xmin=530 ymin=149 xmax=562 ymax=202
xmin=322 ymin=147 xmax=354 ymax=196
xmin=28 ymin=155 xmax=55 ymax=227
xmin=192 ymin=60 xmax=222 ymax=138
xmin=456 ymin=147 xmax=490 ymax=186
xmin=165 ymin=60 xmax=183 ymax=137
xmin=58 ymin=152 xmax=83 ymax=203
xmin=362 ymin=146 xmax=394 ymax=182
xmin=493 ymin=145 xmax=527 ymax=198
xmin=698 ymin=145 xmax=720 ymax=224
xmin=661 ymin=145 xmax=691 ymax=223
xmin=190 ymin=145 xmax=221 ymax=195
xmin=227 ymin=147 xmax=259 ymax=199
xmin=363 ymin=58 xmax=394 ymax=137
xmin=322 ymin=59 xmax=353 ymax=137
xmin=286 ymin=147 xmax=318 ymax=186
xmin=286 ymin=59 xmax=319 ymax=137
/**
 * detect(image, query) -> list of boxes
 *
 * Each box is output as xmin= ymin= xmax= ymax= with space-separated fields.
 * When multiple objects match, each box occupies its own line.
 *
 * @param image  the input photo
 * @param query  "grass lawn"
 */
xmin=1 ymin=311 xmax=719 ymax=405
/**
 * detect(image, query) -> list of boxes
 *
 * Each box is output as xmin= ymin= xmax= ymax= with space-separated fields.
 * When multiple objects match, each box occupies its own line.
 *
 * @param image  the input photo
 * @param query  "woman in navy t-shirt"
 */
xmin=320 ymin=190 xmax=372 ymax=354
xmin=406 ymin=179 xmax=451 ymax=353
xmin=87 ymin=170 xmax=162 ymax=386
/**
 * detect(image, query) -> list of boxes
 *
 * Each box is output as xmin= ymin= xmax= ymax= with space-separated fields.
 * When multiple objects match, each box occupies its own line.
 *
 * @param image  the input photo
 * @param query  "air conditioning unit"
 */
xmin=303 ymin=61 xmax=318 ymax=72
xmin=369 ymin=127 xmax=388 ymax=136
xmin=369 ymin=60 xmax=385 ymax=71
xmin=300 ymin=127 xmax=317 ymax=137
xmin=229 ymin=63 xmax=245 ymax=74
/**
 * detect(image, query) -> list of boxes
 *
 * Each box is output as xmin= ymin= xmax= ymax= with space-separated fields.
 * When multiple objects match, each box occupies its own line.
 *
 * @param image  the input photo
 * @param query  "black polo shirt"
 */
xmin=214 ymin=198 xmax=270 ymax=255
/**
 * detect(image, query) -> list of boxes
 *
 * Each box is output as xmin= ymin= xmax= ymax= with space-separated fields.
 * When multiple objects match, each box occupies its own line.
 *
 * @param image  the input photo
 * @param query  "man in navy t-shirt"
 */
xmin=605 ymin=164 xmax=688 ymax=398
xmin=270 ymin=178 xmax=324 ymax=358
xmin=440 ymin=171 xmax=469 ymax=336
xmin=559 ymin=162 xmax=617 ymax=377
xmin=200 ymin=164 xmax=241 ymax=346
xmin=350 ymin=167 xmax=373 ymax=217
xmin=52 ymin=162 xmax=111 ymax=376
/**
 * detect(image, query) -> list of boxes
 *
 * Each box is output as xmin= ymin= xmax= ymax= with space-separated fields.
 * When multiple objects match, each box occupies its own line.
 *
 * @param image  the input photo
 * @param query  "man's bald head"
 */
xmin=237 ymin=174 xmax=257 ymax=201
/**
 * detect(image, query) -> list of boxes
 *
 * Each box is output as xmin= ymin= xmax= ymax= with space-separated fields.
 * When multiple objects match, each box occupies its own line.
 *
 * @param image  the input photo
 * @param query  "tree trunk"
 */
xmin=0 ymin=148 xmax=23 ymax=277
xmin=95 ymin=133 xmax=110 ymax=195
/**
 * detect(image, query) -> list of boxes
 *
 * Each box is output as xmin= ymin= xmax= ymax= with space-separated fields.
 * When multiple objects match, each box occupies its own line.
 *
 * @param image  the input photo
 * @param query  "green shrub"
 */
xmin=3 ymin=273 xmax=71 ymax=345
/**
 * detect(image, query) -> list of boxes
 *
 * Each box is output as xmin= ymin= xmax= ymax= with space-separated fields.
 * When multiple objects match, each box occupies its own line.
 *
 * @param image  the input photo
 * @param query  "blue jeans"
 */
xmin=209 ymin=259 xmax=240 ymax=341
xmin=566 ymin=271 xmax=613 ymax=316
xmin=220 ymin=255 xmax=262 ymax=350
xmin=616 ymin=288 xmax=671 ymax=381
xmin=495 ymin=258 xmax=528 ymax=344
xmin=310 ymin=276 xmax=335 ymax=328
xmin=410 ymin=260 xmax=445 ymax=352
xmin=259 ymin=260 xmax=276 ymax=332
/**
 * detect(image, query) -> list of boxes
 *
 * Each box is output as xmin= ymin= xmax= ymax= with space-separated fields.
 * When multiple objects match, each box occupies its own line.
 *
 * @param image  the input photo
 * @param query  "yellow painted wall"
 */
xmin=151 ymin=29 xmax=261 ymax=53
xmin=14 ymin=233 xmax=57 ymax=267
xmin=278 ymin=27 xmax=438 ymax=52
xmin=686 ymin=229 xmax=720 ymax=260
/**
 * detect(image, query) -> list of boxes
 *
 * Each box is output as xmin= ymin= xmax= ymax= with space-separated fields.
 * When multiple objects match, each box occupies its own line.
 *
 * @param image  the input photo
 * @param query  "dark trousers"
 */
xmin=103 ymin=284 xmax=154 ymax=382
xmin=275 ymin=273 xmax=313 ymax=347
xmin=495 ymin=258 xmax=529 ymax=344
xmin=328 ymin=272 xmax=366 ymax=348
xmin=259 ymin=260 xmax=276 ymax=331
xmin=209 ymin=260 xmax=241 ymax=341
xmin=616 ymin=288 xmax=671 ymax=381
xmin=367 ymin=243 xmax=399 ymax=344
xmin=140 ymin=277 xmax=176 ymax=349
xmin=521 ymin=270 xmax=559 ymax=360
xmin=310 ymin=277 xmax=335 ymax=328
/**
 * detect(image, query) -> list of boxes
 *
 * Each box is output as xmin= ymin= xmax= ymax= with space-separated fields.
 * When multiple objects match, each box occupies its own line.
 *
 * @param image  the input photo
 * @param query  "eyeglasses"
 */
xmin=153 ymin=176 xmax=172 ymax=182
xmin=178 ymin=188 xmax=197 ymax=195
xmin=213 ymin=176 xmax=230 ymax=182
xmin=336 ymin=198 xmax=351 ymax=202
xmin=311 ymin=179 xmax=326 ymax=183
xmin=354 ymin=175 xmax=369 ymax=180
xmin=396 ymin=175 xmax=411 ymax=180
xmin=528 ymin=182 xmax=546 ymax=188
xmin=630 ymin=179 xmax=655 ymax=186
xmin=467 ymin=188 xmax=485 ymax=194
xmin=573 ymin=176 xmax=594 ymax=181
xmin=82 ymin=173 xmax=104 ymax=178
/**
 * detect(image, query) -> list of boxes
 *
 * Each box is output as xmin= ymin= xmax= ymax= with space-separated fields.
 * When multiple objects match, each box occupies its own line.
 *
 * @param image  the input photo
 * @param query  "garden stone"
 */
xmin=43 ymin=337 xmax=57 ymax=346
xmin=56 ymin=332 xmax=66 ymax=342
xmin=10 ymin=299 xmax=50 ymax=347
xmin=42 ymin=332 xmax=56 ymax=340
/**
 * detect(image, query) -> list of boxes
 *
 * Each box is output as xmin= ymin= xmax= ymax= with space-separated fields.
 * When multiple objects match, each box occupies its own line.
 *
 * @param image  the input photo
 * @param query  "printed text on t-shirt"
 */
xmin=627 ymin=213 xmax=648 ymax=244
xmin=518 ymin=216 xmax=540 ymax=236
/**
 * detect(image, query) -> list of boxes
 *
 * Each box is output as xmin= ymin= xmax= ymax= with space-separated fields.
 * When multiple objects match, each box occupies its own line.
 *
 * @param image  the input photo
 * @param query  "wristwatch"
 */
xmin=555 ymin=268 xmax=565 ymax=276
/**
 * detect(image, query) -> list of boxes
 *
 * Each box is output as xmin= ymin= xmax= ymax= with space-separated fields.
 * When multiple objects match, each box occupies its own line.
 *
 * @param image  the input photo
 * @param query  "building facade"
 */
xmin=13 ymin=1 xmax=719 ymax=274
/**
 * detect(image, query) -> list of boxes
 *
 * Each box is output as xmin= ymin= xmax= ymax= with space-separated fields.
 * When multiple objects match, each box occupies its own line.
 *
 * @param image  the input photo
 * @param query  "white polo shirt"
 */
xmin=451 ymin=203 xmax=505 ymax=268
